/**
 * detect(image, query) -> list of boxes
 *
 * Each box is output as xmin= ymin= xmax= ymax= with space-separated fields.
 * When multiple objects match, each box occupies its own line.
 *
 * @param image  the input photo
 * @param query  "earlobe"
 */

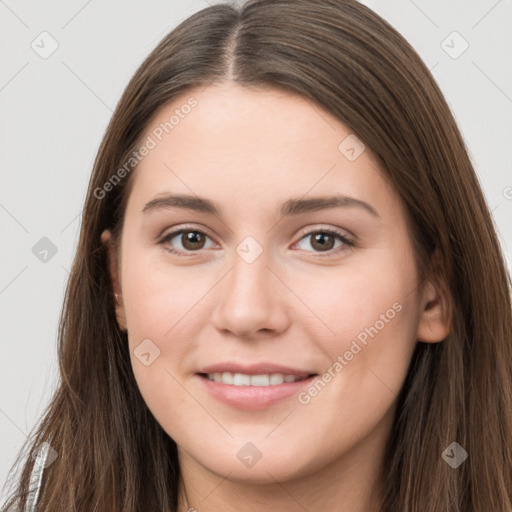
xmin=100 ymin=229 xmax=127 ymax=332
xmin=416 ymin=255 xmax=452 ymax=343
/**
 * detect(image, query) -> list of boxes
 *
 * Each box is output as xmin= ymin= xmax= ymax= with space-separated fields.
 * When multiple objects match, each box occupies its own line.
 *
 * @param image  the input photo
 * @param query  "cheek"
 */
xmin=119 ymin=246 xmax=226 ymax=425
xmin=121 ymin=245 xmax=206 ymax=344
xmin=121 ymin=257 xmax=203 ymax=441
xmin=294 ymin=245 xmax=420 ymax=396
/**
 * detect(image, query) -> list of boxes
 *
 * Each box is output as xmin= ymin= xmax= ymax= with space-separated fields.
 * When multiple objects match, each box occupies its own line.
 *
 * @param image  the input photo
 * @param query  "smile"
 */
xmin=204 ymin=372 xmax=312 ymax=386
xmin=197 ymin=372 xmax=318 ymax=409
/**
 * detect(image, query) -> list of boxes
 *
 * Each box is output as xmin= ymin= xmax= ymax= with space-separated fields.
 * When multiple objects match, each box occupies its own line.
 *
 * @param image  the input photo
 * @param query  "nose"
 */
xmin=211 ymin=249 xmax=290 ymax=340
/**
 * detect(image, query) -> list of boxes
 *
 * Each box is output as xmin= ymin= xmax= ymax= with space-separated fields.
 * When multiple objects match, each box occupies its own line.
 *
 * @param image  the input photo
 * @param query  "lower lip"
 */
xmin=196 ymin=374 xmax=318 ymax=410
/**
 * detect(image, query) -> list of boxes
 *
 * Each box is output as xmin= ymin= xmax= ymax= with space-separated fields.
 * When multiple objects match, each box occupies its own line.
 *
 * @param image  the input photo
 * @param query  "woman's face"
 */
xmin=103 ymin=82 xmax=447 ymax=485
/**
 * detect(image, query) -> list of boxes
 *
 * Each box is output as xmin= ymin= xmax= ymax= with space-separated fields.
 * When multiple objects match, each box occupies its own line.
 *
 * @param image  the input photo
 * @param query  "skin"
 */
xmin=101 ymin=82 xmax=451 ymax=512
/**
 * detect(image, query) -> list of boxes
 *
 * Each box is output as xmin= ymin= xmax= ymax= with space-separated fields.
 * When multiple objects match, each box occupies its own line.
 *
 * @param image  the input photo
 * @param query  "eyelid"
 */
xmin=157 ymin=223 xmax=213 ymax=241
xmin=295 ymin=225 xmax=353 ymax=243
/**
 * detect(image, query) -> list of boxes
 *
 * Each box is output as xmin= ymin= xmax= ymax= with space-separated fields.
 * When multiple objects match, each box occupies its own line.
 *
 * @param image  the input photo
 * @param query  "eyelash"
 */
xmin=157 ymin=225 xmax=354 ymax=258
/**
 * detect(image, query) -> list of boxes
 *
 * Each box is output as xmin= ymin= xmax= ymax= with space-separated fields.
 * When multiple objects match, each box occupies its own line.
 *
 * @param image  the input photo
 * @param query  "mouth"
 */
xmin=198 ymin=372 xmax=316 ymax=386
xmin=195 ymin=369 xmax=319 ymax=409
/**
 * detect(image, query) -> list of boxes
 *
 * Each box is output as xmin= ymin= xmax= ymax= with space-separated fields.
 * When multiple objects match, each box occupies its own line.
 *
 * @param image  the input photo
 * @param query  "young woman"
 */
xmin=3 ymin=0 xmax=512 ymax=510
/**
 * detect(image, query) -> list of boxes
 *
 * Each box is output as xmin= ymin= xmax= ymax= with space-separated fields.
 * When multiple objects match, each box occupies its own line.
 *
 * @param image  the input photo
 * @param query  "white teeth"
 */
xmin=269 ymin=374 xmax=283 ymax=385
xmin=233 ymin=373 xmax=251 ymax=386
xmin=219 ymin=371 xmax=233 ymax=384
xmin=251 ymin=374 xmax=270 ymax=386
xmin=206 ymin=372 xmax=307 ymax=386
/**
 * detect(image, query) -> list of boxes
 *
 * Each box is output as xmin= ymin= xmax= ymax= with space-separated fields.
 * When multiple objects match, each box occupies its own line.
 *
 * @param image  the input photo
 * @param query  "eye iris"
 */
xmin=182 ymin=231 xmax=205 ymax=250
xmin=311 ymin=232 xmax=334 ymax=251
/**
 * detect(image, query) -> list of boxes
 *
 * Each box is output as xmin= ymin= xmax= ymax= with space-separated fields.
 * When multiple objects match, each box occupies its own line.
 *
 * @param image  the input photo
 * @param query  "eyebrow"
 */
xmin=142 ymin=193 xmax=380 ymax=218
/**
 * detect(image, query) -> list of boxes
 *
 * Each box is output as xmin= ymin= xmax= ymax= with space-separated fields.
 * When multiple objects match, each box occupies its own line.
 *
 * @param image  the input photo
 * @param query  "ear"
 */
xmin=101 ymin=229 xmax=127 ymax=332
xmin=416 ymin=248 xmax=452 ymax=343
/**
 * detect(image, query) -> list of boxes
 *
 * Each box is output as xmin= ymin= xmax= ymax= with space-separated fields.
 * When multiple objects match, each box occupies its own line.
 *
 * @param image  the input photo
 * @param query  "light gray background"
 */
xmin=1 ymin=0 xmax=511 ymax=495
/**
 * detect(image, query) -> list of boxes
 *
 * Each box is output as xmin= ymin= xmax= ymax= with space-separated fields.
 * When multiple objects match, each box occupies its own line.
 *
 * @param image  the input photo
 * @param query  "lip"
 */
xmin=197 ymin=362 xmax=315 ymax=377
xmin=195 ymin=362 xmax=318 ymax=410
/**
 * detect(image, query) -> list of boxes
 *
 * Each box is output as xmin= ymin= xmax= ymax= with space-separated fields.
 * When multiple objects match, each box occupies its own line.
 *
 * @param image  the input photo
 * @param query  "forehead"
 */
xmin=126 ymin=82 xmax=399 ymax=221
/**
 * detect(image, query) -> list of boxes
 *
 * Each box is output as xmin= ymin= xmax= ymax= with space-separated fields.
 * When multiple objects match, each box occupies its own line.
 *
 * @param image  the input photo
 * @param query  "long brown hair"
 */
xmin=3 ymin=0 xmax=512 ymax=510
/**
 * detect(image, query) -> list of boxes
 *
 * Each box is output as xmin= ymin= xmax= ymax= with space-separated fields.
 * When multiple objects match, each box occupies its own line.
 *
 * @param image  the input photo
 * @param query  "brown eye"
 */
xmin=180 ymin=230 xmax=206 ymax=250
xmin=310 ymin=232 xmax=336 ymax=251
xmin=159 ymin=228 xmax=215 ymax=256
xmin=296 ymin=229 xmax=353 ymax=256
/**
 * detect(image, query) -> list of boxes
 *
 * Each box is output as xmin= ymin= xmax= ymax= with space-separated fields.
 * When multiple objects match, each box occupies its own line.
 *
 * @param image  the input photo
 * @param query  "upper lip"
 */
xmin=198 ymin=362 xmax=317 ymax=377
